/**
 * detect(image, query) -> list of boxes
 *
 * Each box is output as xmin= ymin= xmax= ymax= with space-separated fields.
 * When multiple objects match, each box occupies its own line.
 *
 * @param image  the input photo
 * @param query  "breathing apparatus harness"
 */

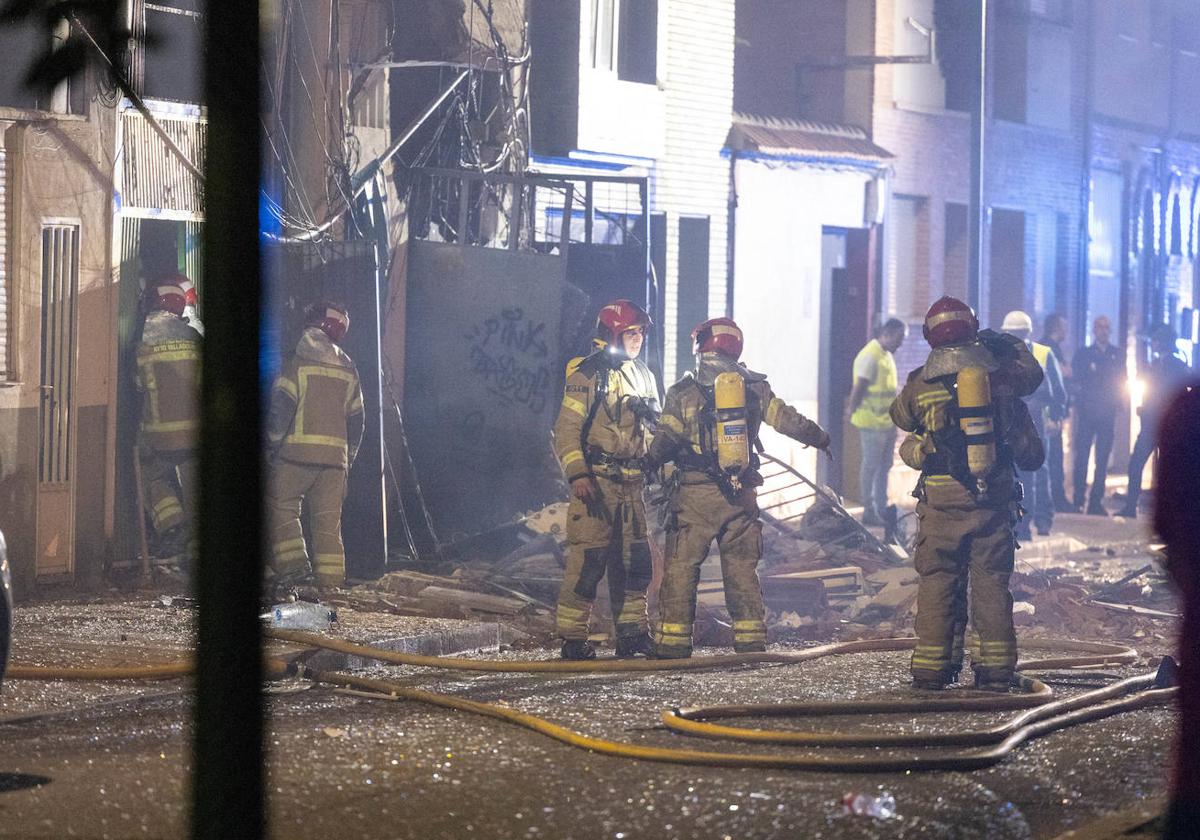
xmin=573 ymin=346 xmax=659 ymax=520
xmin=914 ymin=371 xmax=1022 ymax=514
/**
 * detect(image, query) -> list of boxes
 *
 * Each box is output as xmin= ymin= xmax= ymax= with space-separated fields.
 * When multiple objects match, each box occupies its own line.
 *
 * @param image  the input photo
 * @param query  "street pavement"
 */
xmin=0 ymin=511 xmax=1178 ymax=839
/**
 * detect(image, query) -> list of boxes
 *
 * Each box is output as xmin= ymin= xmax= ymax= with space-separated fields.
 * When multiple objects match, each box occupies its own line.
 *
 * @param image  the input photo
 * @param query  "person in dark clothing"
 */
xmin=1117 ymin=324 xmax=1192 ymax=518
xmin=1071 ymin=315 xmax=1124 ymax=515
xmin=1155 ymin=381 xmax=1200 ymax=840
xmin=1040 ymin=313 xmax=1073 ymax=512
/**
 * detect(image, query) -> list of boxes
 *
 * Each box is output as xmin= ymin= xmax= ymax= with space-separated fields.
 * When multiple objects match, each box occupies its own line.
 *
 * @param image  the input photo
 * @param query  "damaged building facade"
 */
xmin=2 ymin=0 xmax=1198 ymax=593
xmin=0 ymin=2 xmax=205 ymax=593
xmin=735 ymin=0 xmax=1200 ymax=500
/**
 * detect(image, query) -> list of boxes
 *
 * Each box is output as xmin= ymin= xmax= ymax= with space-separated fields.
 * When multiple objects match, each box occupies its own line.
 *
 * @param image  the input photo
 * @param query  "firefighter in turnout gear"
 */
xmin=891 ymin=296 xmax=1045 ymax=691
xmin=267 ymin=302 xmax=365 ymax=590
xmin=646 ymin=318 xmax=831 ymax=658
xmin=135 ymin=283 xmax=202 ymax=558
xmin=554 ymin=300 xmax=661 ymax=660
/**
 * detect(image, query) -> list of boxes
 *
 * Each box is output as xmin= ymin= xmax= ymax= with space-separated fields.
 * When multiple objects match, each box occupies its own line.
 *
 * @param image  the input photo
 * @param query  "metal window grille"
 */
xmin=38 ymin=225 xmax=79 ymax=484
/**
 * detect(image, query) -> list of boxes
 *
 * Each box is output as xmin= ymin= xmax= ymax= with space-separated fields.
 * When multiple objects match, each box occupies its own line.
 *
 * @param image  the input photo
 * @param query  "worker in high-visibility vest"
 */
xmin=846 ymin=318 xmax=907 ymax=527
xmin=135 ymin=283 xmax=202 ymax=560
xmin=892 ymin=297 xmax=1044 ymax=692
xmin=1001 ymin=310 xmax=1066 ymax=540
xmin=267 ymin=302 xmax=364 ymax=592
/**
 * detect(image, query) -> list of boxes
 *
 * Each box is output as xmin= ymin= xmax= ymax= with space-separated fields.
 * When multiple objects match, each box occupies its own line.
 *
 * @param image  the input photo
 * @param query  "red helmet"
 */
xmin=173 ymin=275 xmax=197 ymax=307
xmin=595 ymin=299 xmax=651 ymax=346
xmin=922 ymin=296 xmax=978 ymax=348
xmin=305 ymin=301 xmax=350 ymax=344
xmin=692 ymin=317 xmax=744 ymax=360
xmin=148 ymin=283 xmax=186 ymax=317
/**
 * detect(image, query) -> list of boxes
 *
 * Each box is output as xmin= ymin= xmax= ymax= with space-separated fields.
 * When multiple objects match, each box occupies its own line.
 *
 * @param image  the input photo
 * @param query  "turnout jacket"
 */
xmin=135 ymin=311 xmax=202 ymax=452
xmin=268 ymin=327 xmax=365 ymax=469
xmin=647 ymin=354 xmax=830 ymax=487
xmin=553 ymin=353 xmax=660 ymax=483
xmin=891 ymin=363 xmax=1044 ymax=509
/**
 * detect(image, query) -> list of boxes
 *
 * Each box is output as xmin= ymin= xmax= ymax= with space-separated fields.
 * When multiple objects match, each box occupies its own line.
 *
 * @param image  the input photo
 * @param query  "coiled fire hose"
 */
xmin=6 ymin=632 xmax=1174 ymax=772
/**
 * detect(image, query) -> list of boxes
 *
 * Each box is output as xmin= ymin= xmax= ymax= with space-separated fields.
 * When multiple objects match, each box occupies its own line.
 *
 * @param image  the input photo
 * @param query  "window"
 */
xmin=591 ymin=0 xmax=658 ymax=84
xmin=992 ymin=16 xmax=1028 ymax=122
xmin=0 ymin=16 xmax=83 ymax=113
xmin=886 ymin=195 xmax=927 ymax=318
xmin=142 ymin=1 xmax=204 ymax=103
xmin=591 ymin=0 xmax=615 ymax=70
xmin=944 ymin=202 xmax=969 ymax=301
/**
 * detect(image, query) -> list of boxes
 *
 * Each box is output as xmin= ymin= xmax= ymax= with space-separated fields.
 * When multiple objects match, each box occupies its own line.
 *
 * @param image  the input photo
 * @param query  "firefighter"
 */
xmin=553 ymin=300 xmax=661 ymax=660
xmin=135 ymin=283 xmax=202 ymax=559
xmin=267 ymin=302 xmax=364 ymax=591
xmin=892 ymin=296 xmax=1045 ymax=691
xmin=1001 ymin=310 xmax=1066 ymax=539
xmin=646 ymin=318 xmax=831 ymax=658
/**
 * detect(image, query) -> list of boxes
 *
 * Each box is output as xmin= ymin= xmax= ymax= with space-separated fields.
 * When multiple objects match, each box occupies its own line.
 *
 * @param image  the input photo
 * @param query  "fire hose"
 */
xmin=5 ymin=632 xmax=1174 ymax=772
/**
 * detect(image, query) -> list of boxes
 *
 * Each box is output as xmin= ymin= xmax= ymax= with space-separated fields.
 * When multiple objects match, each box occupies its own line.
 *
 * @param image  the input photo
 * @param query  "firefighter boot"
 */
xmin=615 ymin=631 xmax=655 ymax=658
xmin=561 ymin=639 xmax=597 ymax=660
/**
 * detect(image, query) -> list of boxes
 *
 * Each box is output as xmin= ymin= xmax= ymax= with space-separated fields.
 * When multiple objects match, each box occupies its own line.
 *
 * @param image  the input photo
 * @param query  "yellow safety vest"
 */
xmin=1030 ymin=341 xmax=1051 ymax=368
xmin=850 ymin=339 xmax=897 ymax=430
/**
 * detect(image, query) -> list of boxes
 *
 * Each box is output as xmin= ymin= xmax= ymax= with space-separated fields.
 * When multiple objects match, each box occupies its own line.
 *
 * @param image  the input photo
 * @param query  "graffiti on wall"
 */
xmin=464 ymin=308 xmax=552 ymax=415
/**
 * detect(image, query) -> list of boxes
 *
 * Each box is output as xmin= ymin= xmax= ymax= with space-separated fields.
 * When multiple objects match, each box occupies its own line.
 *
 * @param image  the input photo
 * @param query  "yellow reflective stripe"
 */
xmin=617 ymin=605 xmax=645 ymax=623
xmin=287 ymin=433 xmax=349 ymax=448
xmin=313 ymin=554 xmax=343 ymax=572
xmin=142 ymin=348 xmax=199 ymax=364
xmin=764 ymin=397 xmax=784 ymax=426
xmin=657 ymin=635 xmax=691 ymax=645
xmin=659 ymin=623 xmax=690 ymax=635
xmin=560 ymin=449 xmax=586 ymax=471
xmin=924 ymin=474 xmax=958 ymax=486
xmin=153 ymin=497 xmax=180 ymax=514
xmin=275 ymin=376 xmax=299 ymax=400
xmin=561 ymin=395 xmax=587 ymax=417
xmin=272 ymin=537 xmax=307 ymax=554
xmin=917 ymin=392 xmax=951 ymax=405
xmin=660 ymin=414 xmax=684 ymax=434
xmin=144 ymin=419 xmax=198 ymax=434
xmin=556 ymin=605 xmax=587 ymax=619
xmin=732 ymin=620 xmax=765 ymax=631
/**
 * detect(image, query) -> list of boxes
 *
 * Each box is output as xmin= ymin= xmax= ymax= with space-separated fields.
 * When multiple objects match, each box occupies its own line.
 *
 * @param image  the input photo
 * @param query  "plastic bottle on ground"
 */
xmin=263 ymin=601 xmax=336 ymax=631
xmin=841 ymin=791 xmax=897 ymax=819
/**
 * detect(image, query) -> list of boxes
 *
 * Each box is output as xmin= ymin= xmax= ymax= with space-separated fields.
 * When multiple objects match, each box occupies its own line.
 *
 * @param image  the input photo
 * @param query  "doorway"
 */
xmin=36 ymin=223 xmax=80 ymax=579
xmin=819 ymin=227 xmax=873 ymax=497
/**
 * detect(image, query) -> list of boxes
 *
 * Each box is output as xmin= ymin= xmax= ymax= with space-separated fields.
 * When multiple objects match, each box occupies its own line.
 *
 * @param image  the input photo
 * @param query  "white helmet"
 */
xmin=1001 ymin=310 xmax=1033 ymax=334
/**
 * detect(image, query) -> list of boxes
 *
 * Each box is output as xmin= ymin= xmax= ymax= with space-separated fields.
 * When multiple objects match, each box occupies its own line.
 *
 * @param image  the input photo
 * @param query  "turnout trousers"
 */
xmin=657 ymin=477 xmax=766 ymax=657
xmin=139 ymin=442 xmax=197 ymax=540
xmin=555 ymin=474 xmax=652 ymax=641
xmin=911 ymin=499 xmax=1018 ymax=686
xmin=267 ymin=458 xmax=348 ymax=586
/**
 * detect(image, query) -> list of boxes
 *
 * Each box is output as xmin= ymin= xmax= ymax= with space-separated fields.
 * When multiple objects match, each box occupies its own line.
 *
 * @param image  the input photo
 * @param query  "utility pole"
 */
xmin=967 ymin=0 xmax=988 ymax=314
xmin=194 ymin=2 xmax=264 ymax=838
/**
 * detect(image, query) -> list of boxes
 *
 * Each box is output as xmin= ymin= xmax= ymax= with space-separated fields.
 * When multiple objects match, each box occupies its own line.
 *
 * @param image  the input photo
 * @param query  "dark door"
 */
xmin=822 ymin=228 xmax=872 ymax=496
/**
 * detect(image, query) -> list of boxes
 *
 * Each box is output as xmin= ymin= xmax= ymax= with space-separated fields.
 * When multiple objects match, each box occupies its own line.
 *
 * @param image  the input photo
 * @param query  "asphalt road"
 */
xmin=0 ymin=648 xmax=1174 ymax=840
